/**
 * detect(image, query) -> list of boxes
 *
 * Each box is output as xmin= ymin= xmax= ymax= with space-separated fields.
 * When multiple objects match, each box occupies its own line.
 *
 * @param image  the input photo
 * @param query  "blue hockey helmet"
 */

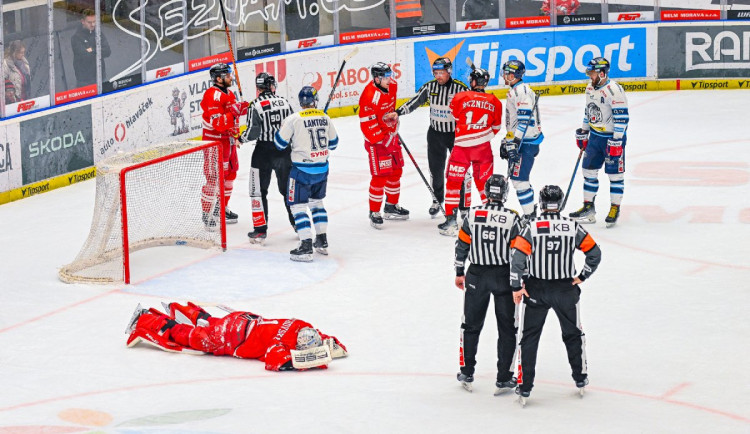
xmin=586 ymin=57 xmax=610 ymax=74
xmin=502 ymin=60 xmax=526 ymax=80
xmin=298 ymin=86 xmax=318 ymax=107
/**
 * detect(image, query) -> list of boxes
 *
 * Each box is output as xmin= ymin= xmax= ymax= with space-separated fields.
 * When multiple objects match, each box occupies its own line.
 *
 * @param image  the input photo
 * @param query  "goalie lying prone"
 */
xmin=125 ymin=301 xmax=347 ymax=371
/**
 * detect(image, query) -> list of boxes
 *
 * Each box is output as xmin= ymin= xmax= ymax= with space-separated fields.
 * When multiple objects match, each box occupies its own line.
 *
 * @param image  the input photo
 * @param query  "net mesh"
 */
xmin=60 ymin=141 xmax=224 ymax=284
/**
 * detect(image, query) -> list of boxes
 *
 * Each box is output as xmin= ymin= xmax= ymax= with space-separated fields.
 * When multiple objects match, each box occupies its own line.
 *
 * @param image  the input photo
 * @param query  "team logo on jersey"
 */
xmin=586 ymin=103 xmax=602 ymax=124
xmin=475 ymin=210 xmax=488 ymax=223
xmin=536 ymin=221 xmax=550 ymax=234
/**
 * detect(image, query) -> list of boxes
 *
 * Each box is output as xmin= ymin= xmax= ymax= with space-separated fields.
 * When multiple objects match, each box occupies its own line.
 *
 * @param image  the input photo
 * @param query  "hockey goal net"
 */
xmin=60 ymin=141 xmax=226 ymax=284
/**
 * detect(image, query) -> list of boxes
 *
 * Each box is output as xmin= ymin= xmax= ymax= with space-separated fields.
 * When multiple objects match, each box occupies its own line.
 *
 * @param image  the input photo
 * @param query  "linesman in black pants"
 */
xmin=393 ymin=57 xmax=470 ymax=218
xmin=241 ymin=72 xmax=296 ymax=243
xmin=454 ymin=175 xmax=522 ymax=394
xmin=509 ymin=185 xmax=602 ymax=405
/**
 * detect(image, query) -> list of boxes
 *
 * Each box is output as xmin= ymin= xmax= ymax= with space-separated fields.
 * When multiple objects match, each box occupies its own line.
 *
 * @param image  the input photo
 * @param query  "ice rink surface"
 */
xmin=0 ymin=89 xmax=748 ymax=433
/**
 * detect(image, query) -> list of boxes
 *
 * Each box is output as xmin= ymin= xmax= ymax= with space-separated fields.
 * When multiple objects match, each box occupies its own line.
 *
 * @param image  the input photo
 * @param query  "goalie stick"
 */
xmin=323 ymin=47 xmax=360 ymax=113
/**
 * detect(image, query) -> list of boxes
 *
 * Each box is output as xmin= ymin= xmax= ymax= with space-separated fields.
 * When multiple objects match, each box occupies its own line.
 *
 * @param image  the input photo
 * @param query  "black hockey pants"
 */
xmin=426 ymin=128 xmax=466 ymax=208
xmin=518 ymin=278 xmax=587 ymax=393
xmin=251 ymin=142 xmax=295 ymax=229
xmin=460 ymin=264 xmax=516 ymax=382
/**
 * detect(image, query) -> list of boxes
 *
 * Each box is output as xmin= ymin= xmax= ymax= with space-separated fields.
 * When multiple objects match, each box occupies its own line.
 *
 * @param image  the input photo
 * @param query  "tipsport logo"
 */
xmin=413 ymin=28 xmax=646 ymax=88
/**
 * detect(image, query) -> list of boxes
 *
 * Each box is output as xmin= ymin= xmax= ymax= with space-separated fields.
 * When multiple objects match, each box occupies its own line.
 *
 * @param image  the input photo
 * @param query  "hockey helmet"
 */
xmin=255 ymin=72 xmax=276 ymax=91
xmin=371 ymin=62 xmax=393 ymax=79
xmin=297 ymin=327 xmax=323 ymax=350
xmin=298 ymin=86 xmax=318 ymax=107
xmin=209 ymin=63 xmax=231 ymax=81
xmin=469 ymin=68 xmax=490 ymax=89
xmin=484 ymin=174 xmax=509 ymax=203
xmin=539 ymin=185 xmax=564 ymax=211
xmin=586 ymin=57 xmax=610 ymax=75
xmin=502 ymin=60 xmax=526 ymax=80
xmin=432 ymin=57 xmax=452 ymax=74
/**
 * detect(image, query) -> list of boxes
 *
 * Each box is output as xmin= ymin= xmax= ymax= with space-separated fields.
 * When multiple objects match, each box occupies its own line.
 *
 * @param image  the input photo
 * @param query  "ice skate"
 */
xmin=457 ymin=372 xmax=474 ymax=392
xmin=383 ymin=203 xmax=410 ymax=220
xmin=605 ymin=204 xmax=620 ymax=228
xmin=125 ymin=303 xmax=146 ymax=335
xmin=576 ymin=378 xmax=589 ymax=397
xmin=438 ymin=212 xmax=458 ymax=237
xmin=569 ymin=201 xmax=596 ymax=223
xmin=521 ymin=205 xmax=537 ymax=226
xmin=290 ymin=239 xmax=313 ymax=262
xmin=493 ymin=378 xmax=518 ymax=396
xmin=515 ymin=387 xmax=530 ymax=407
xmin=313 ymin=233 xmax=328 ymax=255
xmin=247 ymin=229 xmax=267 ymax=244
xmin=225 ymin=208 xmax=238 ymax=224
xmin=369 ymin=211 xmax=384 ymax=230
xmin=428 ymin=201 xmax=442 ymax=219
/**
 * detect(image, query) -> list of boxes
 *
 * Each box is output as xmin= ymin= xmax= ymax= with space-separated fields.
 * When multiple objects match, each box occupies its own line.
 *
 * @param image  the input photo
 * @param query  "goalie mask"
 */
xmin=296 ymin=327 xmax=322 ymax=350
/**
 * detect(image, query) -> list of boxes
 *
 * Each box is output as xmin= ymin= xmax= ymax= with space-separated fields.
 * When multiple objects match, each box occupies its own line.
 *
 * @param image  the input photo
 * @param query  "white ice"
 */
xmin=0 ymin=89 xmax=748 ymax=433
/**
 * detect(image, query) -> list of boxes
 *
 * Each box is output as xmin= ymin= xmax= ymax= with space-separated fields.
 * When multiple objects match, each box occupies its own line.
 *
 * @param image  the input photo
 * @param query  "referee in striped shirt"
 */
xmin=241 ymin=72 xmax=296 ymax=242
xmin=454 ymin=175 xmax=522 ymax=393
xmin=394 ymin=57 xmax=469 ymax=217
xmin=510 ymin=185 xmax=602 ymax=401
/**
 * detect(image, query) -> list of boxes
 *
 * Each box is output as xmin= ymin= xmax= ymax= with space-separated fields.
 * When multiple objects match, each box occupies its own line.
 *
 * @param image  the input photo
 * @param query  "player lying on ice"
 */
xmin=125 ymin=301 xmax=348 ymax=371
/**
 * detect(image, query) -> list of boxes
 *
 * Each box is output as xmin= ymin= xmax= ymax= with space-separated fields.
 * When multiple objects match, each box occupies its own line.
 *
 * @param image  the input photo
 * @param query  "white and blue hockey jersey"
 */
xmin=582 ymin=79 xmax=629 ymax=139
xmin=505 ymin=81 xmax=543 ymax=145
xmin=275 ymin=108 xmax=339 ymax=174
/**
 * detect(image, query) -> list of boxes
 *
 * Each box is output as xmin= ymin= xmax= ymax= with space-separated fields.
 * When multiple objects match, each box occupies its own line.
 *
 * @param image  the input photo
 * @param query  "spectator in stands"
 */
xmin=461 ymin=0 xmax=497 ymax=21
xmin=385 ymin=0 xmax=425 ymax=27
xmin=541 ymin=0 xmax=580 ymax=16
xmin=3 ymin=40 xmax=31 ymax=101
xmin=71 ymin=9 xmax=111 ymax=88
xmin=285 ymin=0 xmax=320 ymax=41
xmin=5 ymin=79 xmax=19 ymax=104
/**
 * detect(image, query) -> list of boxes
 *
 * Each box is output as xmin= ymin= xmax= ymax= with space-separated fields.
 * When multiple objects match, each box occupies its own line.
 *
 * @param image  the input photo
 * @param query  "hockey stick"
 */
xmin=512 ymin=297 xmax=526 ymax=386
xmin=465 ymin=56 xmax=477 ymax=72
xmin=217 ymin=0 xmax=243 ymax=98
xmin=398 ymin=134 xmax=447 ymax=218
xmin=561 ymin=147 xmax=584 ymax=211
xmin=323 ymin=47 xmax=360 ymax=113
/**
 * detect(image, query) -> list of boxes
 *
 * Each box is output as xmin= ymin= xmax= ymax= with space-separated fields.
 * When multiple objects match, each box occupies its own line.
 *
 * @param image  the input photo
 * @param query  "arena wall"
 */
xmin=1 ymin=21 xmax=749 ymax=204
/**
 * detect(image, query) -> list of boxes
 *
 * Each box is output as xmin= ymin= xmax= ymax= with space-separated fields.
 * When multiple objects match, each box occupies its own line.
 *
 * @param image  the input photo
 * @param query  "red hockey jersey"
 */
xmin=358 ymin=81 xmax=398 ymax=145
xmin=201 ymin=85 xmax=239 ymax=142
xmin=234 ymin=318 xmax=336 ymax=371
xmin=450 ymin=90 xmax=503 ymax=148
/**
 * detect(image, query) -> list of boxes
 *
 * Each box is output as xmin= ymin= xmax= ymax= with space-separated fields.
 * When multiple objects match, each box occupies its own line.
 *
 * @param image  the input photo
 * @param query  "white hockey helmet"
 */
xmin=296 ymin=327 xmax=323 ymax=350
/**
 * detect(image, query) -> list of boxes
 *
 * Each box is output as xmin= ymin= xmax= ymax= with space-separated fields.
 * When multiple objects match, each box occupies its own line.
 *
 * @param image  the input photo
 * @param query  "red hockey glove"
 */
xmin=229 ymin=101 xmax=249 ymax=118
xmin=607 ymin=138 xmax=623 ymax=157
xmin=575 ymin=128 xmax=589 ymax=150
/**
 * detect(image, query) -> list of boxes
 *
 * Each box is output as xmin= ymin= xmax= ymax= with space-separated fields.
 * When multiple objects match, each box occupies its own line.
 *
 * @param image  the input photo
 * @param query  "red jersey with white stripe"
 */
xmin=358 ymin=81 xmax=398 ymax=144
xmin=234 ymin=317 xmax=333 ymax=371
xmin=450 ymin=90 xmax=503 ymax=148
xmin=201 ymin=85 xmax=238 ymax=141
